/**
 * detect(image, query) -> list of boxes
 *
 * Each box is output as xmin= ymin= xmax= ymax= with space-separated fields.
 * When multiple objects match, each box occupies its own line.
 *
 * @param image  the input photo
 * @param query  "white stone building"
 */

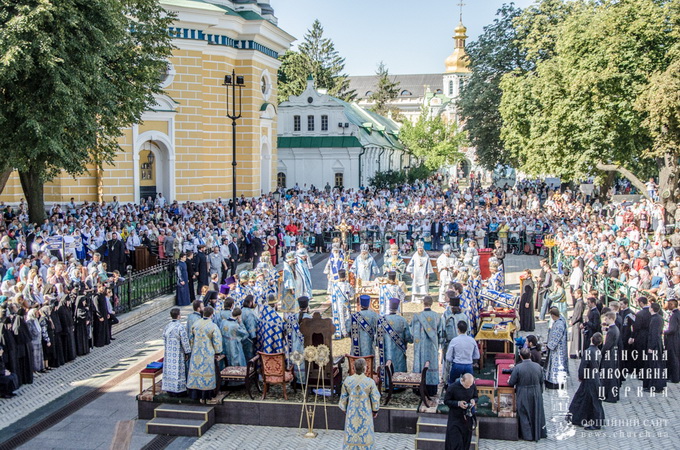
xmin=277 ymin=77 xmax=410 ymax=190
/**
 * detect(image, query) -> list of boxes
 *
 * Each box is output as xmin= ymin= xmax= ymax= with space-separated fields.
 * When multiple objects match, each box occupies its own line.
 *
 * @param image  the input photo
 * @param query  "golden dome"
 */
xmin=445 ymin=22 xmax=471 ymax=73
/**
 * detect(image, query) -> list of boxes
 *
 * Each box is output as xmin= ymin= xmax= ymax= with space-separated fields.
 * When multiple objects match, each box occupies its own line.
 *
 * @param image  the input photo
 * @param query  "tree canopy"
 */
xmin=457 ymin=3 xmax=528 ymax=170
xmin=399 ymin=109 xmax=466 ymax=170
xmin=0 ymin=0 xmax=175 ymax=222
xmin=369 ymin=61 xmax=399 ymax=116
xmin=277 ymin=20 xmax=354 ymax=103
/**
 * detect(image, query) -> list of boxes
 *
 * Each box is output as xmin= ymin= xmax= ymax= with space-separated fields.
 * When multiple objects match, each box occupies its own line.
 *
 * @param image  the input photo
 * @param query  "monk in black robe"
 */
xmin=14 ymin=310 xmax=34 ymax=385
xmin=600 ymin=312 xmax=620 ymax=402
xmin=569 ymin=289 xmax=585 ymax=358
xmin=57 ymin=296 xmax=76 ymax=362
xmin=49 ymin=300 xmax=65 ymax=367
xmin=104 ymin=233 xmax=127 ymax=274
xmin=644 ymin=302 xmax=667 ymax=392
xmin=444 ymin=373 xmax=478 ymax=450
xmin=568 ymin=333 xmax=605 ymax=430
xmin=92 ymin=286 xmax=110 ymax=347
xmin=664 ymin=299 xmax=680 ymax=383
xmin=74 ymin=295 xmax=91 ymax=356
xmin=195 ymin=246 xmax=210 ymax=294
xmin=630 ymin=297 xmax=651 ymax=378
xmin=581 ymin=297 xmax=600 ymax=356
xmin=519 ymin=276 xmax=535 ymax=331
xmin=186 ymin=251 xmax=197 ymax=302
xmin=0 ymin=346 xmax=19 ymax=398
xmin=526 ymin=335 xmax=543 ymax=365
xmin=1 ymin=317 xmax=20 ymax=387
xmin=619 ymin=298 xmax=636 ymax=381
xmin=508 ymin=348 xmax=547 ymax=441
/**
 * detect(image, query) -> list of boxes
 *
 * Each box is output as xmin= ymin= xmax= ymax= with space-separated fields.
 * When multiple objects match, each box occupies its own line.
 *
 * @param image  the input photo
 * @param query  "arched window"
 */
xmin=400 ymin=90 xmax=412 ymax=96
xmin=277 ymin=172 xmax=286 ymax=188
xmin=448 ymin=80 xmax=454 ymax=96
xmin=365 ymin=91 xmax=373 ymax=97
xmin=334 ymin=173 xmax=344 ymax=188
xmin=435 ymin=89 xmax=442 ymax=94
xmin=459 ymin=77 xmax=466 ymax=93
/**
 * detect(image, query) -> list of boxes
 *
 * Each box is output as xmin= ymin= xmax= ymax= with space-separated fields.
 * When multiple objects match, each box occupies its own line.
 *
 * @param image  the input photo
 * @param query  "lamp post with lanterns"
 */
xmin=223 ymin=70 xmax=245 ymax=218
xmin=272 ymin=189 xmax=281 ymax=265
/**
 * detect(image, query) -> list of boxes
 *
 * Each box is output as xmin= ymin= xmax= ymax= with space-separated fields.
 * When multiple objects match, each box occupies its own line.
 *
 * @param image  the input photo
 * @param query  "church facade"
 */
xmin=277 ymin=77 xmax=410 ymax=190
xmin=0 ymin=0 xmax=294 ymax=205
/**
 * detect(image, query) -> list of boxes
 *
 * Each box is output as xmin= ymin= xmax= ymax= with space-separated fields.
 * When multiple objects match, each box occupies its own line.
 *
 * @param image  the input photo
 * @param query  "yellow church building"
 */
xmin=0 ymin=0 xmax=294 ymax=204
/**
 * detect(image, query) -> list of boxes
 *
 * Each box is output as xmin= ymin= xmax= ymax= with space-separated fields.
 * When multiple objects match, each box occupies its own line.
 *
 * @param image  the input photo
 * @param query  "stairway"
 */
xmin=415 ymin=414 xmax=478 ymax=450
xmin=146 ymin=404 xmax=215 ymax=437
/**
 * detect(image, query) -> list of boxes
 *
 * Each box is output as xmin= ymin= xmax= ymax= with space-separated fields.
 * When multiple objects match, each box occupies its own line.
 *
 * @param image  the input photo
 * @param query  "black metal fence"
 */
xmin=115 ymin=260 xmax=176 ymax=314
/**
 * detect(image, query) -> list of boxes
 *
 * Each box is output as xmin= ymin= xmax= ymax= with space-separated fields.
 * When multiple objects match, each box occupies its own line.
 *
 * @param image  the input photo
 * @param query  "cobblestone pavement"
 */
xmin=189 ymin=424 xmax=414 ymax=450
xmin=0 ymin=296 xmax=186 ymax=434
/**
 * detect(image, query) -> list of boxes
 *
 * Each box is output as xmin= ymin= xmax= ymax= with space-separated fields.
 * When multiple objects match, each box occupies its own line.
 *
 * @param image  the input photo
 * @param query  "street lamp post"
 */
xmin=272 ymin=190 xmax=281 ymax=265
xmin=223 ymin=70 xmax=245 ymax=218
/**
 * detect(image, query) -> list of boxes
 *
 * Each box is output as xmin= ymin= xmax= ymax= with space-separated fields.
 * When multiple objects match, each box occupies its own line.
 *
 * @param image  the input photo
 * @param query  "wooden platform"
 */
xmin=146 ymin=404 xmax=215 ymax=437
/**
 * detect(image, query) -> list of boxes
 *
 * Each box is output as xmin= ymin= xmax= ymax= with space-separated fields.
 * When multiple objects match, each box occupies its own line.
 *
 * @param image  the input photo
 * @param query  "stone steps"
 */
xmin=415 ymin=413 xmax=478 ymax=449
xmin=146 ymin=404 xmax=215 ymax=437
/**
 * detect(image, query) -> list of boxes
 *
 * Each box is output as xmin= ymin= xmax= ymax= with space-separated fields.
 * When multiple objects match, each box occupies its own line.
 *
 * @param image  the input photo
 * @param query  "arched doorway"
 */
xmin=458 ymin=158 xmax=472 ymax=179
xmin=137 ymin=139 xmax=171 ymax=203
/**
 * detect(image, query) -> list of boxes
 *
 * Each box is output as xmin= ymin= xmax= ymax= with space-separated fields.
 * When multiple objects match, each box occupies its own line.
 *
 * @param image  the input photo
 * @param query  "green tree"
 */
xmin=399 ymin=109 xmax=466 ymax=170
xmin=0 ymin=0 xmax=174 ymax=223
xmin=499 ymin=0 xmax=678 ymax=221
xmin=369 ymin=61 xmax=399 ymax=115
xmin=457 ymin=3 xmax=528 ymax=170
xmin=277 ymin=19 xmax=354 ymax=103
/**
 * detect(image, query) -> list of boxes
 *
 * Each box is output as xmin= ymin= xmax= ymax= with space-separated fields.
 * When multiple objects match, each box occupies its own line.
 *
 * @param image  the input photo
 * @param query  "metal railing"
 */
xmin=116 ymin=260 xmax=176 ymax=314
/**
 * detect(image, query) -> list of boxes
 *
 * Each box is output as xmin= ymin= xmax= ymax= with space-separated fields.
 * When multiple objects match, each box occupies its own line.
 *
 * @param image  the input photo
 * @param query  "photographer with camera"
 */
xmin=443 ymin=372 xmax=478 ymax=450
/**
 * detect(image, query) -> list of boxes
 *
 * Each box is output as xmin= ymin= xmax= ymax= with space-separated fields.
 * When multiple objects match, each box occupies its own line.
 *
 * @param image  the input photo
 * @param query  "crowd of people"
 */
xmin=1 ymin=173 xmax=678 ymax=448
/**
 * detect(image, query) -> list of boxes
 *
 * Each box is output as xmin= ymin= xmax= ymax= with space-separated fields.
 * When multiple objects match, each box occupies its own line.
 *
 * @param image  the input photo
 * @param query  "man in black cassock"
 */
xmin=569 ymin=289 xmax=585 ymax=358
xmin=664 ymin=299 xmax=680 ymax=383
xmin=508 ymin=348 xmax=547 ymax=441
xmin=92 ymin=284 xmax=111 ymax=348
xmin=600 ymin=311 xmax=620 ymax=402
xmin=195 ymin=245 xmax=210 ymax=295
xmin=443 ymin=373 xmax=478 ymax=450
xmin=644 ymin=302 xmax=667 ymax=392
xmin=581 ymin=296 xmax=600 ymax=356
xmin=103 ymin=232 xmax=127 ymax=275
xmin=568 ymin=332 xmax=605 ymax=430
xmin=630 ymin=296 xmax=651 ymax=379
xmin=251 ymin=231 xmax=264 ymax=269
xmin=186 ymin=251 xmax=197 ymax=302
xmin=57 ymin=294 xmax=77 ymax=362
xmin=619 ymin=297 xmax=636 ymax=381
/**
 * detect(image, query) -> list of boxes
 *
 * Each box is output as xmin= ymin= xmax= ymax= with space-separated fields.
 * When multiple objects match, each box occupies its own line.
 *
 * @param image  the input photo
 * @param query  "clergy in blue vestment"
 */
xmin=162 ymin=308 xmax=191 ymax=396
xmin=378 ymin=298 xmax=413 ymax=378
xmin=339 ymin=358 xmax=381 ymax=450
xmin=347 ymin=295 xmax=379 ymax=357
xmin=220 ymin=307 xmax=248 ymax=368
xmin=411 ymin=296 xmax=443 ymax=395
xmin=324 ymin=244 xmax=346 ymax=291
xmin=295 ymin=247 xmax=314 ymax=298
xmin=185 ymin=299 xmax=204 ymax=337
xmin=217 ymin=297 xmax=234 ymax=328
xmin=187 ymin=306 xmax=223 ymax=402
xmin=330 ymin=269 xmax=353 ymax=339
xmin=257 ymin=294 xmax=285 ymax=354
xmin=281 ymin=252 xmax=300 ymax=314
xmin=176 ymin=253 xmax=191 ymax=306
xmin=351 ymin=244 xmax=380 ymax=284
xmin=487 ymin=262 xmax=505 ymax=292
xmin=286 ymin=297 xmax=312 ymax=383
xmin=378 ymin=271 xmax=405 ymax=316
xmin=240 ymin=296 xmax=259 ymax=362
xmin=440 ymin=291 xmax=469 ymax=384
xmin=230 ymin=271 xmax=251 ymax=309
xmin=545 ymin=307 xmax=569 ymax=390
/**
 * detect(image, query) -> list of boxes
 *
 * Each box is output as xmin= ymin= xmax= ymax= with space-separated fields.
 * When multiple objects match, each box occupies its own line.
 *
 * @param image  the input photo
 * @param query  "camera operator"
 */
xmin=443 ymin=372 xmax=478 ymax=450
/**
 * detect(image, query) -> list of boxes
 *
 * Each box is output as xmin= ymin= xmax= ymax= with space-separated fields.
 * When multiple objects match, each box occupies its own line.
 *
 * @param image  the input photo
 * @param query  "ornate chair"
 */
xmin=258 ymin=352 xmax=295 ymax=400
xmin=300 ymin=312 xmax=345 ymax=397
xmin=384 ymin=360 xmax=430 ymax=407
xmin=220 ymin=354 xmax=261 ymax=399
xmin=345 ymin=354 xmax=382 ymax=393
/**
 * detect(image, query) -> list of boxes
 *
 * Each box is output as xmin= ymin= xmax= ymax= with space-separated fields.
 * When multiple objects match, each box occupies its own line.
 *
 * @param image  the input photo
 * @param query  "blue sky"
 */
xmin=273 ymin=0 xmax=536 ymax=76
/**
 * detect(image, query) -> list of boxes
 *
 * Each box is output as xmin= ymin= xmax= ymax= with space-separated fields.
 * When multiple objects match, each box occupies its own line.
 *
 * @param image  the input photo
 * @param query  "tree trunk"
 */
xmin=595 ymin=163 xmax=651 ymax=200
xmin=599 ymin=171 xmax=616 ymax=202
xmin=0 ymin=169 xmax=12 ymax=195
xmin=657 ymin=154 xmax=679 ymax=231
xmin=18 ymin=169 xmax=46 ymax=225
